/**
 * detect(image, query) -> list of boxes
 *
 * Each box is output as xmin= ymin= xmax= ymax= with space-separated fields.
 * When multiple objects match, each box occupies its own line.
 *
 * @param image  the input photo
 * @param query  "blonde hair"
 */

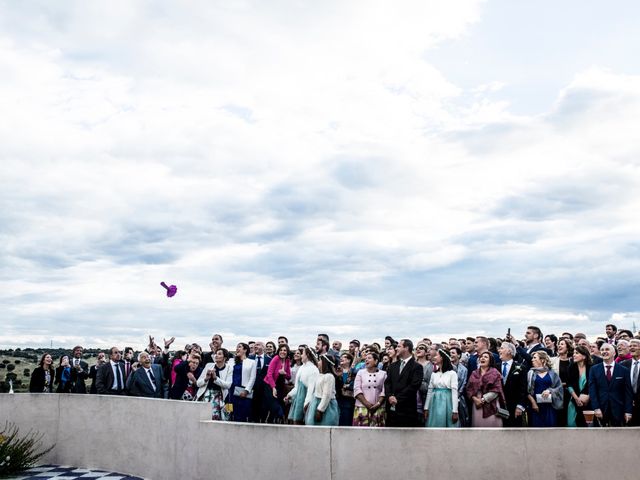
xmin=532 ymin=350 xmax=552 ymax=369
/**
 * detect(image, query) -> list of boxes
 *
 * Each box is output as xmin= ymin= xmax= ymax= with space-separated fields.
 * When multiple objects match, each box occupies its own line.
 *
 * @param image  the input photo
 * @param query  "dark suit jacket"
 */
xmin=501 ymin=361 xmax=527 ymax=426
xmin=384 ymin=357 xmax=423 ymax=427
xmin=515 ymin=344 xmax=552 ymax=369
xmin=467 ymin=352 xmax=501 ymax=372
xmin=127 ymin=365 xmax=163 ymax=398
xmin=588 ymin=362 xmax=632 ymax=425
xmin=620 ymin=358 xmax=640 ymax=426
xmin=249 ymin=354 xmax=272 ymax=383
xmin=96 ymin=362 xmax=127 ymax=394
xmin=69 ymin=359 xmax=90 ymax=393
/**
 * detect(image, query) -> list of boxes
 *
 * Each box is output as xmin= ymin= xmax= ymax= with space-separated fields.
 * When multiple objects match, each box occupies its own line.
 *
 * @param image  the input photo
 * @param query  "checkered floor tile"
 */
xmin=6 ymin=465 xmax=144 ymax=480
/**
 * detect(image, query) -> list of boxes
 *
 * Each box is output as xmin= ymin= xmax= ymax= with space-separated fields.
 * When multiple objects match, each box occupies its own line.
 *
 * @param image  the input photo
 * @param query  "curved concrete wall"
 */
xmin=1 ymin=394 xmax=637 ymax=480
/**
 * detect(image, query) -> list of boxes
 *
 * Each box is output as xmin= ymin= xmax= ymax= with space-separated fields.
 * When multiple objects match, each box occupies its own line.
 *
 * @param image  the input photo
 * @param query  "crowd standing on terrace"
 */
xmin=27 ymin=324 xmax=640 ymax=428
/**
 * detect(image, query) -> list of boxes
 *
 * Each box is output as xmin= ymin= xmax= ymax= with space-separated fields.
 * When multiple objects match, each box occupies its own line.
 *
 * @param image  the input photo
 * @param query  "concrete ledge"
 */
xmin=2 ymin=394 xmax=637 ymax=480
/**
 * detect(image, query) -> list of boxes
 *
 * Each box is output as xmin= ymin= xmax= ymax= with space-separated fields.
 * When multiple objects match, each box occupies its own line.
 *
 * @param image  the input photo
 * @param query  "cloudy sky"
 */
xmin=2 ymin=0 xmax=640 ymax=350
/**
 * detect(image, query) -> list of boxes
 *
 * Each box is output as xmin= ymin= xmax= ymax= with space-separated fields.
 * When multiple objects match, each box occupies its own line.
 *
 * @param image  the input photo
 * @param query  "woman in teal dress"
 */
xmin=423 ymin=348 xmax=459 ymax=427
xmin=305 ymin=354 xmax=339 ymax=426
xmin=567 ymin=344 xmax=592 ymax=427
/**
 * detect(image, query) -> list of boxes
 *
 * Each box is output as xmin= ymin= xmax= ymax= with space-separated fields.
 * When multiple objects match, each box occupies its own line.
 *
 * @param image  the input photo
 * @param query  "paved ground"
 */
xmin=6 ymin=465 xmax=144 ymax=480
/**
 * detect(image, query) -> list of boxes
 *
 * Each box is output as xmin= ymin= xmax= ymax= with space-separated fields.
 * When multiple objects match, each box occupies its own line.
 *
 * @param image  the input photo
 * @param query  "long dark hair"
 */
xmin=438 ymin=349 xmax=453 ymax=373
xmin=319 ymin=354 xmax=336 ymax=375
xmin=304 ymin=346 xmax=318 ymax=367
xmin=38 ymin=353 xmax=52 ymax=370
xmin=235 ymin=343 xmax=249 ymax=365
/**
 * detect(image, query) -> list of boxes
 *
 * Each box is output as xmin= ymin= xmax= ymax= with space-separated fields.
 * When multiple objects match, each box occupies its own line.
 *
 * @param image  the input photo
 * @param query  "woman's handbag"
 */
xmin=495 ymin=406 xmax=510 ymax=420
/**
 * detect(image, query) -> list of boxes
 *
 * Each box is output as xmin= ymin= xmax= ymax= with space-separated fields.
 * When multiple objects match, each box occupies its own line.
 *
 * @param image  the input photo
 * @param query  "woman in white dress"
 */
xmin=285 ymin=346 xmax=319 ymax=424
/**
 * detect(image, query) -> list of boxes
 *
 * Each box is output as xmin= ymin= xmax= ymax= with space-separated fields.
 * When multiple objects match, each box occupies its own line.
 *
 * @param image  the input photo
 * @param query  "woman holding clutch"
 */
xmin=527 ymin=351 xmax=563 ymax=427
xmin=228 ymin=343 xmax=257 ymax=422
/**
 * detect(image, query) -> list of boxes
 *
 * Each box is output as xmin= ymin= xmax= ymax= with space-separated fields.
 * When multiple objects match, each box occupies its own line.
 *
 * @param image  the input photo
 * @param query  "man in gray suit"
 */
xmin=126 ymin=352 xmax=163 ymax=398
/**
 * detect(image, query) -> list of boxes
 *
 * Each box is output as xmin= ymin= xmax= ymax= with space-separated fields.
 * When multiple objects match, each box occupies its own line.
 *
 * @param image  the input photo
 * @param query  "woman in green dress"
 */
xmin=567 ymin=344 xmax=592 ymax=427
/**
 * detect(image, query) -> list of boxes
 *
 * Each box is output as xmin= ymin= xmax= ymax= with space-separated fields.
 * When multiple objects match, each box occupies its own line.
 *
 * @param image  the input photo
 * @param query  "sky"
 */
xmin=2 ymin=0 xmax=640 ymax=350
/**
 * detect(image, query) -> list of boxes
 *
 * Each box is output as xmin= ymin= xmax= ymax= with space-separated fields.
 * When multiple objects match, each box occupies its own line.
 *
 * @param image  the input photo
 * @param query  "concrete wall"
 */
xmin=1 ymin=394 xmax=637 ymax=480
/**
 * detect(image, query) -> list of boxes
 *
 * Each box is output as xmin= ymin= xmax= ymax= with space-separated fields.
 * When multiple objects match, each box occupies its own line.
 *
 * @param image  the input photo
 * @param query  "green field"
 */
xmin=0 ymin=349 xmax=101 ymax=393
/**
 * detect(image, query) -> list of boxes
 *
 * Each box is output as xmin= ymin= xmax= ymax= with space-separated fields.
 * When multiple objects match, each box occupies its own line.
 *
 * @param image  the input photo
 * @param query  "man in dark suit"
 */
xmin=249 ymin=341 xmax=271 ymax=422
xmin=96 ymin=347 xmax=127 ymax=395
xmin=620 ymin=338 xmax=640 ymax=426
xmin=69 ymin=345 xmax=90 ymax=394
xmin=498 ymin=342 xmax=527 ymax=427
xmin=126 ymin=352 xmax=163 ymax=398
xmin=466 ymin=336 xmax=501 ymax=372
xmin=589 ymin=343 xmax=633 ymax=426
xmin=384 ymin=339 xmax=423 ymax=427
xmin=507 ymin=326 xmax=551 ymax=368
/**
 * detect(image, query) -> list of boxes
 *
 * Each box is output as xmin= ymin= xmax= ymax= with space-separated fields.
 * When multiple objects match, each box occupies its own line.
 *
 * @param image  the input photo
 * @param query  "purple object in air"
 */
xmin=160 ymin=281 xmax=177 ymax=297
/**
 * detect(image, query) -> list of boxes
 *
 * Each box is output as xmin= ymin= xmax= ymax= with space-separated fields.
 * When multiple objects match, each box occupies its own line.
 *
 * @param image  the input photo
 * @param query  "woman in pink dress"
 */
xmin=466 ymin=351 xmax=506 ymax=427
xmin=353 ymin=352 xmax=387 ymax=427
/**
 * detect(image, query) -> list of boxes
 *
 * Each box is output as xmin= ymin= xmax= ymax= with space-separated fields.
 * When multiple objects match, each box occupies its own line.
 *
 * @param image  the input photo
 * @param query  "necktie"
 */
xmin=126 ymin=361 xmax=130 ymax=377
xmin=257 ymin=356 xmax=262 ymax=370
xmin=502 ymin=362 xmax=508 ymax=382
xmin=148 ymin=369 xmax=156 ymax=390
xmin=399 ymin=359 xmax=406 ymax=373
xmin=115 ymin=364 xmax=123 ymax=390
xmin=606 ymin=365 xmax=612 ymax=382
xmin=632 ymin=361 xmax=639 ymax=393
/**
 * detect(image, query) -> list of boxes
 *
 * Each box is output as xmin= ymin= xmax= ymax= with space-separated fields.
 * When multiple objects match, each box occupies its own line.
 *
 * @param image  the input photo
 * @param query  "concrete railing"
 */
xmin=1 ymin=394 xmax=637 ymax=480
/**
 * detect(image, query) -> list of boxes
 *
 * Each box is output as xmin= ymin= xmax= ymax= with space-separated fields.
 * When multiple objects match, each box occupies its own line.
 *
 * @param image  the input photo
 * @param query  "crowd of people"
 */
xmin=27 ymin=324 xmax=640 ymax=428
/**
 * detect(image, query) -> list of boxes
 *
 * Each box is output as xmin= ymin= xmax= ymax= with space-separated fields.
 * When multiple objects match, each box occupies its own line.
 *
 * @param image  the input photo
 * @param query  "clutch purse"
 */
xmin=234 ymin=386 xmax=253 ymax=399
xmin=535 ymin=393 xmax=552 ymax=404
xmin=495 ymin=407 xmax=510 ymax=420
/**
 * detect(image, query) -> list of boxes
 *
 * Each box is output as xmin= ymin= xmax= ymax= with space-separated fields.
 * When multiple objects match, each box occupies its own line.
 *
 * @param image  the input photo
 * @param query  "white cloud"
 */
xmin=2 ymin=1 xmax=640 ymax=349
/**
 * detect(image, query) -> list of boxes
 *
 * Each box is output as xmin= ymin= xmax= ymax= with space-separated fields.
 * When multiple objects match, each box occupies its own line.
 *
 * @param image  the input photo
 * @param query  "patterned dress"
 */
xmin=352 ymin=368 xmax=387 ymax=427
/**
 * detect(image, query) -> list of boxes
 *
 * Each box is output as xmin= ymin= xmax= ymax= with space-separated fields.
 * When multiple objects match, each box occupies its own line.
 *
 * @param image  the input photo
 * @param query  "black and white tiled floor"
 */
xmin=6 ymin=465 xmax=144 ymax=480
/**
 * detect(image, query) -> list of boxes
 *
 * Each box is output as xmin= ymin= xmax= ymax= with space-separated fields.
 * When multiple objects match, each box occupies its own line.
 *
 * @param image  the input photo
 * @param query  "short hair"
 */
xmin=72 ymin=345 xmax=83 ymax=353
xmin=618 ymin=329 xmax=633 ymax=338
xmin=476 ymin=336 xmax=489 ymax=347
xmin=606 ymin=324 xmax=617 ymax=332
xmin=124 ymin=347 xmax=134 ymax=355
xmin=137 ymin=351 xmax=150 ymax=362
xmin=277 ymin=343 xmax=291 ymax=356
xmin=561 ymin=332 xmax=574 ymax=340
xmin=574 ymin=332 xmax=587 ymax=341
xmin=466 ymin=337 xmax=475 ymax=342
xmin=217 ymin=348 xmax=229 ymax=359
xmin=109 ymin=346 xmax=120 ymax=356
xmin=617 ymin=339 xmax=630 ymax=349
xmin=212 ymin=334 xmax=224 ymax=342
xmin=450 ymin=346 xmax=462 ymax=356
xmin=341 ymin=352 xmax=354 ymax=363
xmin=316 ymin=338 xmax=329 ymax=352
xmin=479 ymin=351 xmax=496 ymax=368
xmin=600 ymin=343 xmax=617 ymax=356
xmin=371 ymin=342 xmax=382 ymax=351
xmin=278 ymin=335 xmax=289 ymax=343
xmin=501 ymin=342 xmax=516 ymax=357
xmin=349 ymin=339 xmax=360 ymax=347
xmin=317 ymin=333 xmax=330 ymax=342
xmin=400 ymin=339 xmax=414 ymax=353
xmin=189 ymin=353 xmax=202 ymax=363
xmin=527 ymin=326 xmax=542 ymax=340
xmin=366 ymin=351 xmax=380 ymax=362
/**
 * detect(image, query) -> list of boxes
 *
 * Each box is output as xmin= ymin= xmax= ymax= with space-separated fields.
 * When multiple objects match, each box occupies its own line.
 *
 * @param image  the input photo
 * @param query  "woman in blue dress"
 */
xmin=228 ymin=343 xmax=257 ymax=422
xmin=527 ymin=351 xmax=563 ymax=427
xmin=305 ymin=354 xmax=339 ymax=426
